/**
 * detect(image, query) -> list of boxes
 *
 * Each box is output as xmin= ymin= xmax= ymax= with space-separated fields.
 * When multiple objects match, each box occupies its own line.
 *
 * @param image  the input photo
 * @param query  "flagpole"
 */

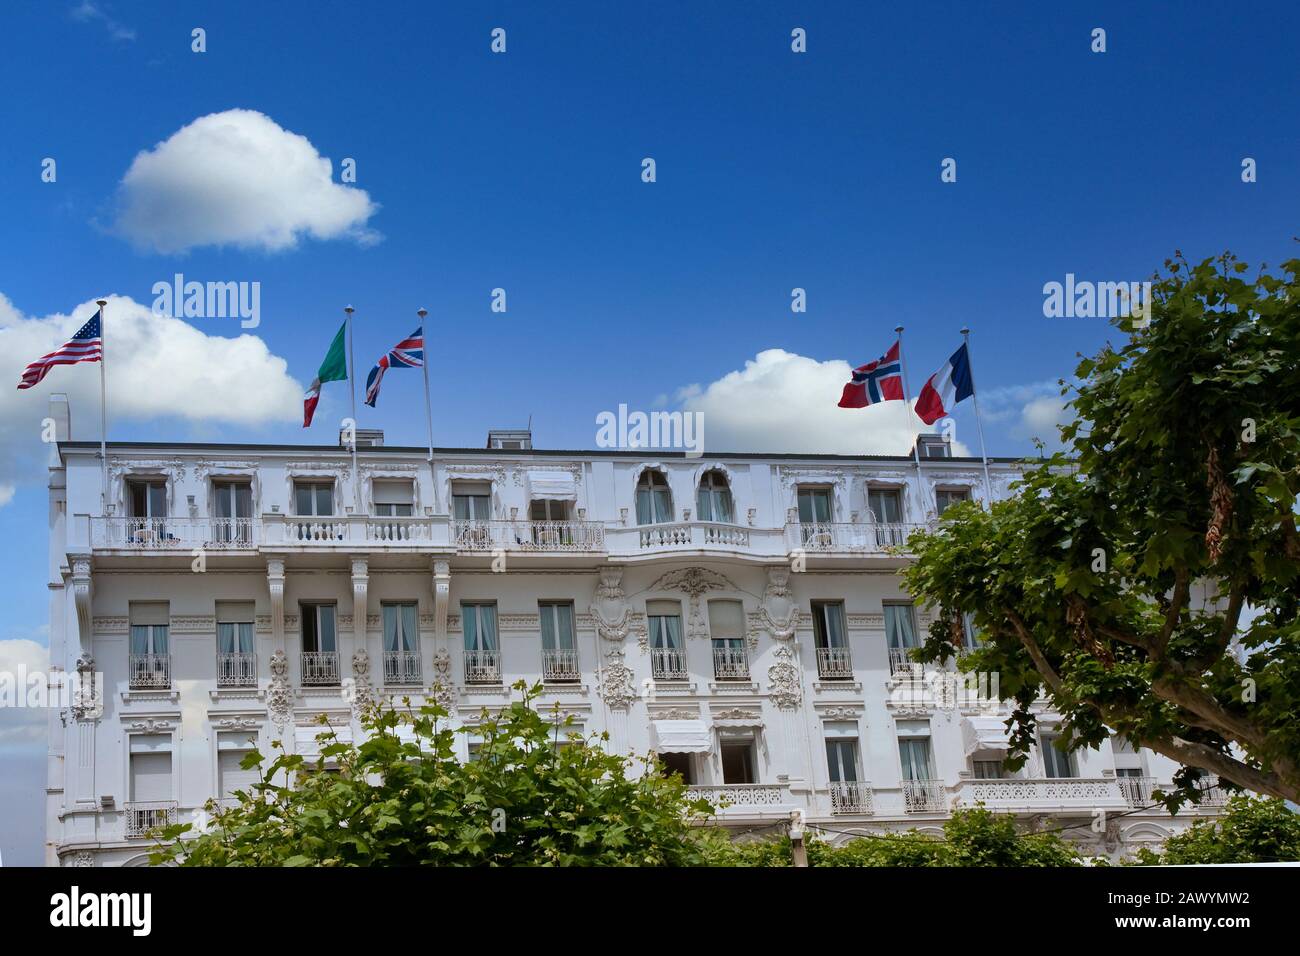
xmin=961 ymin=327 xmax=994 ymax=505
xmin=417 ymin=308 xmax=437 ymax=513
xmin=96 ymin=299 xmax=108 ymax=514
xmin=894 ymin=325 xmax=929 ymax=517
xmin=345 ymin=305 xmax=359 ymax=513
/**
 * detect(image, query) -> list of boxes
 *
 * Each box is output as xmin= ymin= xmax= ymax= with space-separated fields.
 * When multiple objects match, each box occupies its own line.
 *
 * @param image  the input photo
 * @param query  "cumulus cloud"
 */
xmin=0 ymin=292 xmax=302 ymax=506
xmin=675 ymin=349 xmax=970 ymax=456
xmin=112 ymin=109 xmax=379 ymax=253
xmin=0 ymin=639 xmax=50 ymax=744
xmin=980 ymin=380 xmax=1073 ymax=449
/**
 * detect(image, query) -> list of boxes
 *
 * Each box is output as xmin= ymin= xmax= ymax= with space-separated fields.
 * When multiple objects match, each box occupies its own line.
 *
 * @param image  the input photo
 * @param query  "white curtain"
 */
xmin=885 ymin=604 xmax=917 ymax=649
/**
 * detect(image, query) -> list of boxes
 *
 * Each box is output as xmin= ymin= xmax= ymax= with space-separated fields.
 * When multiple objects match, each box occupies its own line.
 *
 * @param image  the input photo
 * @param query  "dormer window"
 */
xmin=696 ymin=470 xmax=734 ymax=524
xmin=635 ymin=470 xmax=673 ymax=524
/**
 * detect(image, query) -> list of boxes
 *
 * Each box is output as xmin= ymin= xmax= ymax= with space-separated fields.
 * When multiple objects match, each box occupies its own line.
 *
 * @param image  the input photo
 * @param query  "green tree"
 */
xmin=1130 ymin=796 xmax=1300 ymax=864
xmin=904 ymin=251 xmax=1300 ymax=806
xmin=151 ymin=683 xmax=716 ymax=866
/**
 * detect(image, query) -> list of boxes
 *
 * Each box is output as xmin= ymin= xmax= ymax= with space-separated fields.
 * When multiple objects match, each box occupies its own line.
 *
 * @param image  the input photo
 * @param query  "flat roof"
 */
xmin=57 ymin=440 xmax=1028 ymax=465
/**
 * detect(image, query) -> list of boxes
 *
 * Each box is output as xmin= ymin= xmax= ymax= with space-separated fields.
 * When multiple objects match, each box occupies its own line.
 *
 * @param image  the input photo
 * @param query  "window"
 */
xmin=529 ymin=499 xmax=570 ymax=521
xmin=1115 ymin=767 xmax=1144 ymax=779
xmin=212 ymin=481 xmax=253 ymax=542
xmin=1039 ymin=731 xmax=1077 ymax=778
xmin=812 ymin=601 xmax=851 ymax=679
xmin=372 ymin=480 xmax=414 ymax=517
xmin=216 ymin=601 xmax=255 ymax=687
xmin=959 ymin=611 xmax=980 ymax=650
xmin=127 ymin=733 xmax=174 ymax=836
xmin=463 ymin=603 xmax=500 ymax=682
xmin=897 ymin=723 xmax=934 ymax=781
xmin=382 ymin=603 xmax=420 ymax=684
xmin=824 ymin=724 xmax=860 ymax=784
xmin=529 ymin=500 xmax=574 ymax=548
xmin=973 ymin=759 xmax=1005 ymax=779
xmin=647 ymin=600 xmax=685 ymax=679
xmin=452 ymin=481 xmax=492 ymax=521
xmin=796 ymin=486 xmax=832 ymax=524
xmin=128 ymin=479 xmax=167 ymax=519
xmin=696 ymin=470 xmax=734 ymax=523
xmin=868 ymin=487 xmax=903 ymax=524
xmin=720 ymin=736 xmax=756 ymax=784
xmin=658 ymin=751 xmax=694 ymax=784
xmin=302 ymin=604 xmax=337 ymax=653
xmin=934 ymin=487 xmax=969 ymax=515
xmin=635 ymin=470 xmax=674 ymax=524
xmin=129 ymin=602 xmax=170 ymax=688
xmin=540 ymin=601 xmax=578 ymax=681
xmin=217 ymin=731 xmax=258 ymax=802
xmin=294 ymin=481 xmax=334 ymax=517
xmin=885 ymin=603 xmax=918 ymax=650
xmin=708 ymin=599 xmax=747 ymax=680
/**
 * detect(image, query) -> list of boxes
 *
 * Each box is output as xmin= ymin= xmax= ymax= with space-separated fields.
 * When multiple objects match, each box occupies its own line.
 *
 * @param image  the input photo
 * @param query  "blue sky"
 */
xmin=0 ymin=1 xmax=1296 ymax=864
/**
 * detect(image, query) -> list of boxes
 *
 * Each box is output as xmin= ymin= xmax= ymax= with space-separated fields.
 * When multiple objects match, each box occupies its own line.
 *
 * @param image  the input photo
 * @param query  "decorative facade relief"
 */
xmin=598 ymin=648 xmax=636 ymax=710
xmin=266 ymin=649 xmax=293 ymax=726
xmin=71 ymin=652 xmax=101 ymax=721
xmin=428 ymin=648 xmax=456 ymax=711
xmin=589 ymin=568 xmax=632 ymax=642
xmin=756 ymin=566 xmax=799 ymax=641
xmin=349 ymin=649 xmax=375 ymax=716
xmin=431 ymin=559 xmax=450 ymax=640
xmin=766 ymin=644 xmax=802 ymax=710
xmin=648 ymin=567 xmax=737 ymax=640
xmin=71 ymin=558 xmax=93 ymax=644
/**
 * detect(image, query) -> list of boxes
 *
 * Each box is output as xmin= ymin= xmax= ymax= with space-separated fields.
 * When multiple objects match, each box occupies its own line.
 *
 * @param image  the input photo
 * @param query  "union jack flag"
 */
xmin=364 ymin=328 xmax=424 ymax=407
xmin=838 ymin=339 xmax=904 ymax=408
xmin=17 ymin=311 xmax=103 ymax=390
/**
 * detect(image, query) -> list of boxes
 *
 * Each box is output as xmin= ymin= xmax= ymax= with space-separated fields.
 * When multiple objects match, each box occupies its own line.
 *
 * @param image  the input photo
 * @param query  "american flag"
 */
xmin=17 ymin=311 xmax=103 ymax=389
xmin=364 ymin=328 xmax=424 ymax=407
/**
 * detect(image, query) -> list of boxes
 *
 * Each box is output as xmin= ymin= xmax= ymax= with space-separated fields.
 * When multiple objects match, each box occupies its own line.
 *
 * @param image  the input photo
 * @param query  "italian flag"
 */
xmin=303 ymin=322 xmax=348 ymax=427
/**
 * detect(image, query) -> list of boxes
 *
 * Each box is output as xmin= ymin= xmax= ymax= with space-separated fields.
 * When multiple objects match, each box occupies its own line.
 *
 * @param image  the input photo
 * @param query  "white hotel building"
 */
xmin=42 ymin=396 xmax=1223 ymax=866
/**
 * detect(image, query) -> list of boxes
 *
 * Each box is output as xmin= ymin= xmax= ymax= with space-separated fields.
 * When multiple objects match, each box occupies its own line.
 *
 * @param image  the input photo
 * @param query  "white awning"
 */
xmin=526 ymin=470 xmax=577 ymax=501
xmin=962 ymin=715 xmax=1012 ymax=755
xmin=651 ymin=720 xmax=712 ymax=754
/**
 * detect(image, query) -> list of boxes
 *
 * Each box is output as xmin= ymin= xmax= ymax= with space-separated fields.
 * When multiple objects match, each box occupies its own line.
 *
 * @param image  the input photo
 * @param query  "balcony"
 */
xmin=711 ymin=645 xmax=750 ymax=681
xmin=829 ymin=780 xmax=875 ymax=815
xmin=300 ymin=651 xmax=340 ymax=686
xmin=816 ymin=646 xmax=853 ymax=680
xmin=1117 ymin=774 xmax=1155 ymax=806
xmin=451 ymin=520 xmax=604 ymax=553
xmin=955 ymin=776 xmax=1127 ymax=812
xmin=687 ymin=784 xmax=790 ymax=816
xmin=901 ymin=779 xmax=947 ymax=812
xmin=542 ymin=648 xmax=581 ymax=683
xmin=383 ymin=650 xmax=422 ymax=685
xmin=129 ymin=653 xmax=171 ymax=689
xmin=651 ymin=647 xmax=689 ymax=681
xmin=124 ymin=801 xmax=177 ymax=838
xmin=889 ymin=646 xmax=923 ymax=678
xmin=216 ymin=652 xmax=257 ymax=688
xmin=92 ymin=516 xmax=257 ymax=550
xmin=366 ymin=517 xmax=435 ymax=543
xmin=464 ymin=649 xmax=502 ymax=684
xmin=635 ymin=521 xmax=752 ymax=550
xmin=786 ymin=521 xmax=929 ymax=554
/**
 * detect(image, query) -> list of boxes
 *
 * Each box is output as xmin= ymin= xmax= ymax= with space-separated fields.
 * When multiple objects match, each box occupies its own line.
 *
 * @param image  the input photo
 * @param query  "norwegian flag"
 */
xmin=838 ymin=340 xmax=904 ymax=408
xmin=364 ymin=328 xmax=424 ymax=407
xmin=17 ymin=311 xmax=103 ymax=389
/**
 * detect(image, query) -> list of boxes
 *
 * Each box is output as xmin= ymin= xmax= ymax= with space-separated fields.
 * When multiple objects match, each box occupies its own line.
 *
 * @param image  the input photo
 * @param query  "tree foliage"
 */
xmin=1129 ymin=796 xmax=1300 ymax=865
xmin=904 ymin=251 xmax=1300 ymax=805
xmin=151 ymin=683 xmax=717 ymax=866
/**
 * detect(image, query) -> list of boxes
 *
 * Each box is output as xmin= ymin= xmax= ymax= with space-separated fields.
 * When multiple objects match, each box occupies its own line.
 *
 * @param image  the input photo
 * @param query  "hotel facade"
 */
xmin=42 ymin=397 xmax=1224 ymax=866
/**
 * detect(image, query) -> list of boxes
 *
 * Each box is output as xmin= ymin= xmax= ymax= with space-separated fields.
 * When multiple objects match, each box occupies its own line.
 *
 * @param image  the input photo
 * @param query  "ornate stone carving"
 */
xmin=71 ymin=653 xmax=101 ymax=721
xmin=349 ymin=649 xmax=374 ymax=716
xmin=170 ymin=615 xmax=215 ymax=634
xmin=713 ymin=708 xmax=760 ymax=721
xmin=511 ymin=464 xmax=582 ymax=486
xmin=214 ymin=717 xmax=260 ymax=730
xmin=128 ymin=718 xmax=176 ymax=732
xmin=598 ymin=648 xmax=636 ymax=710
xmin=589 ymin=568 xmax=631 ymax=643
xmin=71 ymin=851 xmax=94 ymax=868
xmin=756 ymin=566 xmax=798 ymax=641
xmin=648 ymin=567 xmax=737 ymax=640
xmin=766 ymin=644 xmax=801 ymax=710
xmin=818 ymin=706 xmax=861 ymax=720
xmin=649 ymin=707 xmax=699 ymax=720
xmin=71 ymin=557 xmax=93 ymax=645
xmin=429 ymin=648 xmax=456 ymax=711
xmin=266 ymin=649 xmax=293 ymax=726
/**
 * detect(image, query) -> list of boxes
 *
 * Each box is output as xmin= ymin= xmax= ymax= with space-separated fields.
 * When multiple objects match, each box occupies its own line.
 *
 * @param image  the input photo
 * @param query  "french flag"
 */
xmin=914 ymin=344 xmax=974 ymax=425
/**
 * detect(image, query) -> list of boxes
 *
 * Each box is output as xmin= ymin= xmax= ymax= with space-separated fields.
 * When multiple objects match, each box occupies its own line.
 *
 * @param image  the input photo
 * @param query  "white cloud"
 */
xmin=0 ymin=639 xmax=51 ymax=744
xmin=112 ymin=109 xmax=379 ymax=254
xmin=676 ymin=349 xmax=970 ymax=456
xmin=980 ymin=380 xmax=1073 ymax=449
xmin=0 ymin=292 xmax=302 ymax=506
xmin=69 ymin=1 xmax=135 ymax=42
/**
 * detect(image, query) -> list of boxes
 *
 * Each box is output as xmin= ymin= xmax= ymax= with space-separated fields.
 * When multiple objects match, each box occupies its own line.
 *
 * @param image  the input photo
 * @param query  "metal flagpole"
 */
xmin=894 ymin=325 xmax=929 ymax=516
xmin=96 ymin=299 xmax=109 ymax=513
xmin=961 ymin=327 xmax=994 ymax=505
xmin=345 ymin=305 xmax=359 ymax=512
xmin=417 ymin=308 xmax=438 ymax=512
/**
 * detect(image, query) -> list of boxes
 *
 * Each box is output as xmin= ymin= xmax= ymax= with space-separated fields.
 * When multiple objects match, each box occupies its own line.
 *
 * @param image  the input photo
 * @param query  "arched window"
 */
xmin=696 ymin=470 xmax=734 ymax=523
xmin=635 ymin=470 xmax=674 ymax=524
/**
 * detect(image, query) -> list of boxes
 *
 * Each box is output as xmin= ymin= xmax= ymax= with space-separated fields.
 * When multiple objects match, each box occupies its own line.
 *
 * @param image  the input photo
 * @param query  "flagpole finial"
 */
xmin=960 ymin=326 xmax=970 ymax=336
xmin=344 ymin=305 xmax=355 ymax=315
xmin=894 ymin=325 xmax=904 ymax=334
xmin=96 ymin=299 xmax=107 ymax=307
xmin=417 ymin=308 xmax=428 ymax=318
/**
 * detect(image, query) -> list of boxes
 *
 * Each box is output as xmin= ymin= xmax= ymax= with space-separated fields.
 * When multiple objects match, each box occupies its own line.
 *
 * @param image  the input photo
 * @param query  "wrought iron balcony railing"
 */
xmin=650 ymin=647 xmax=688 ymax=681
xmin=711 ymin=645 xmax=750 ymax=681
xmin=383 ymin=650 xmax=422 ymax=685
xmin=464 ymin=649 xmax=502 ymax=683
xmin=216 ymin=652 xmax=257 ymax=688
xmin=300 ymin=651 xmax=340 ymax=685
xmin=901 ymin=779 xmax=947 ymax=812
xmin=129 ymin=653 xmax=171 ymax=689
xmin=542 ymin=647 xmax=581 ymax=682
xmin=829 ymin=780 xmax=874 ymax=815
xmin=124 ymin=801 xmax=177 ymax=838
xmin=816 ymin=645 xmax=853 ymax=680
